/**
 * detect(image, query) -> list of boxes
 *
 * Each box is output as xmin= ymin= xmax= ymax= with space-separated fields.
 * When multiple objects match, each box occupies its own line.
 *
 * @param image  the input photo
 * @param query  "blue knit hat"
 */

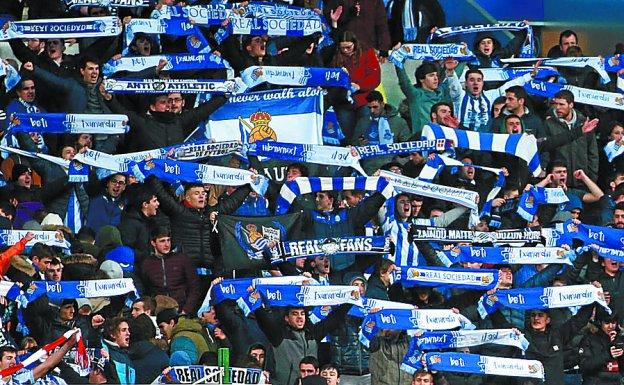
xmin=105 ymin=246 xmax=135 ymax=273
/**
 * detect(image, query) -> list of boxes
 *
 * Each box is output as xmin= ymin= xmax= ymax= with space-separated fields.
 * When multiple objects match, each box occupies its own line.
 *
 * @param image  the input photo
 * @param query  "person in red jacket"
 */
xmin=0 ymin=232 xmax=34 ymax=276
xmin=330 ymin=31 xmax=381 ymax=143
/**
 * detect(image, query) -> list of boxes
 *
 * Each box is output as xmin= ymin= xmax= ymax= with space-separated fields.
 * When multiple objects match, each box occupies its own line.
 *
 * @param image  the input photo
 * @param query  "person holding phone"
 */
xmin=579 ymin=309 xmax=624 ymax=385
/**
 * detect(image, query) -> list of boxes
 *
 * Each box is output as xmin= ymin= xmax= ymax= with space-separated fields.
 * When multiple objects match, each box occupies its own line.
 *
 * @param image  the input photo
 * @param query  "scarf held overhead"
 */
xmin=268 ymin=236 xmax=391 ymax=264
xmin=0 ymin=17 xmax=122 ymax=40
xmin=9 ymin=113 xmax=129 ymax=134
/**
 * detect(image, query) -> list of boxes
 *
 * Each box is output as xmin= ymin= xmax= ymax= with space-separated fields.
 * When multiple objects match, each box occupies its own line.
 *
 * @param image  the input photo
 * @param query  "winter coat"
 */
xmin=255 ymin=304 xmax=351 ymax=385
xmin=107 ymin=95 xmax=227 ymax=152
xmin=330 ymin=316 xmax=369 ymax=375
xmin=141 ymin=251 xmax=202 ymax=315
xmin=543 ymin=108 xmax=599 ymax=187
xmin=339 ymin=48 xmax=381 ymax=109
xmin=103 ymin=339 xmax=136 ymax=384
xmin=579 ymin=329 xmax=624 ymax=385
xmin=368 ymin=332 xmax=411 ymax=385
xmin=86 ymin=194 xmax=124 ymax=233
xmin=149 ymin=176 xmax=251 ymax=269
xmin=170 ymin=317 xmax=214 ymax=364
xmin=352 ymin=104 xmax=410 ymax=173
xmin=128 ymin=340 xmax=169 ymax=384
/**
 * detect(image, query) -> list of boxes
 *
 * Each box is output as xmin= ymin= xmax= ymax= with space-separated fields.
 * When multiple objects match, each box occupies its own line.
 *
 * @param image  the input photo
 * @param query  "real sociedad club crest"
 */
xmin=235 ymin=221 xmax=285 ymax=260
xmin=152 ymin=81 xmax=167 ymax=92
xmin=63 ymin=115 xmax=78 ymax=130
xmin=320 ymin=238 xmax=340 ymax=255
xmin=240 ymin=110 xmax=278 ymax=143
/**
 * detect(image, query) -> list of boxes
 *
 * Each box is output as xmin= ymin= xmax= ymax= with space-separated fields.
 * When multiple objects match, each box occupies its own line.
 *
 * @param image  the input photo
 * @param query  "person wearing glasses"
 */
xmin=86 ymin=173 xmax=128 ymax=232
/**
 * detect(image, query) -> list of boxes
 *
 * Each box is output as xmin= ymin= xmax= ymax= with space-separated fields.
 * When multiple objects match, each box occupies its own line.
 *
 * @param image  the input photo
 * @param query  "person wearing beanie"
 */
xmin=8 ymin=163 xmax=42 ymax=204
xmin=156 ymin=308 xmax=218 ymax=365
xmin=95 ymin=225 xmax=123 ymax=261
xmin=579 ymin=309 xmax=624 ymax=385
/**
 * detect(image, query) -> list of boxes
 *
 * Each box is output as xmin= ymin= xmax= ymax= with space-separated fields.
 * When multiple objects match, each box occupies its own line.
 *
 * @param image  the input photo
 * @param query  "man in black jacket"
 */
xmin=103 ymin=91 xmax=227 ymax=152
xmin=149 ymin=178 xmax=251 ymax=272
xmin=579 ymin=309 xmax=624 ymax=385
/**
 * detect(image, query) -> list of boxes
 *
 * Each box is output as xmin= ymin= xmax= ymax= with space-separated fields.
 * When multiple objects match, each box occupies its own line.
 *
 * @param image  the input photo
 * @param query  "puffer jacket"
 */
xmin=330 ymin=316 xmax=369 ymax=375
xmin=128 ymin=340 xmax=169 ymax=384
xmin=149 ymin=176 xmax=251 ymax=269
xmin=141 ymin=251 xmax=202 ymax=314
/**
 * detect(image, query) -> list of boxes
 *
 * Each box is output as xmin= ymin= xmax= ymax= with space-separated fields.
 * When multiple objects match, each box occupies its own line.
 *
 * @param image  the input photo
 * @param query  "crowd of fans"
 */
xmin=0 ymin=0 xmax=621 ymax=385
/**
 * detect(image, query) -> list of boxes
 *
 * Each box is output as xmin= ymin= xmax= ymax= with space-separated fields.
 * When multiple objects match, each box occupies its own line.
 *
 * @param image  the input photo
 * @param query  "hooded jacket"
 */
xmin=170 ymin=317 xmax=214 ymax=364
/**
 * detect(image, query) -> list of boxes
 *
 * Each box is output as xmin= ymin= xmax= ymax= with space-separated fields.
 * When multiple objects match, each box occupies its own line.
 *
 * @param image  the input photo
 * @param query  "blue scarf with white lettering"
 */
xmin=477 ymin=284 xmax=610 ymax=318
xmin=130 ymin=158 xmax=269 ymax=195
xmin=0 ymin=60 xmax=20 ymax=91
xmin=390 ymin=44 xmax=475 ymax=68
xmin=402 ymin=351 xmax=544 ymax=379
xmin=241 ymin=66 xmax=351 ymax=90
xmin=409 ymin=329 xmax=529 ymax=352
xmin=24 ymin=279 xmax=138 ymax=305
xmin=453 ymin=246 xmax=573 ymax=266
xmin=64 ymin=0 xmax=150 ymax=7
xmin=359 ymin=308 xmax=475 ymax=347
xmin=479 ymin=67 xmax=559 ymax=82
xmin=104 ymin=78 xmax=245 ymax=95
xmin=0 ymin=17 xmax=122 ymax=40
xmin=276 ymin=176 xmax=394 ymax=215
xmin=255 ymin=284 xmax=362 ymax=308
xmin=247 ymin=140 xmax=366 ymax=176
xmin=565 ymin=222 xmax=624 ymax=250
xmin=8 ymin=113 xmax=129 ymax=135
xmin=428 ymin=22 xmax=535 ymax=58
xmin=268 ymin=236 xmax=390 ymax=264
xmin=504 ymin=56 xmax=610 ymax=84
xmin=123 ymin=17 xmax=204 ymax=55
xmin=517 ymin=186 xmax=569 ymax=221
xmin=356 ymin=139 xmax=450 ymax=159
xmin=101 ymin=53 xmax=230 ymax=77
xmin=421 ymin=123 xmax=542 ymax=176
xmin=347 ymin=297 xmax=415 ymax=318
xmin=524 ymin=80 xmax=624 ymax=111
xmin=399 ymin=266 xmax=499 ymax=290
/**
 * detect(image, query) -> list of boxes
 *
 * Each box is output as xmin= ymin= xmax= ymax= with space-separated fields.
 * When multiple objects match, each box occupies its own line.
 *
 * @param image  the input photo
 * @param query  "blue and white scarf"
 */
xmin=0 ymin=230 xmax=71 ymax=250
xmin=101 ymin=53 xmax=230 ymax=77
xmin=130 ymin=158 xmax=269 ymax=195
xmin=403 ymin=351 xmax=544 ymax=379
xmin=0 ymin=17 xmax=122 ymax=40
xmin=241 ymin=66 xmax=351 ymax=90
xmin=0 ymin=60 xmax=20 ymax=91
xmin=275 ymin=176 xmax=394 ymax=215
xmin=208 ymin=276 xmax=318 ymax=306
xmin=347 ymin=297 xmax=414 ymax=318
xmin=586 ymin=244 xmax=624 ymax=263
xmin=359 ymin=308 xmax=475 ymax=347
xmin=104 ymin=78 xmax=245 ymax=94
xmin=399 ymin=266 xmax=499 ymax=290
xmin=268 ymin=236 xmax=390 ymax=264
xmin=356 ymin=139 xmax=450 ymax=159
xmin=503 ymin=56 xmax=610 ymax=84
xmin=479 ymin=66 xmax=559 ymax=82
xmin=517 ymin=186 xmax=568 ymax=221
xmin=428 ymin=22 xmax=535 ymax=58
xmin=123 ymin=18 xmax=200 ymax=55
xmin=454 ymin=246 xmax=572 ymax=265
xmin=25 ymin=279 xmax=138 ymax=305
xmin=256 ymin=284 xmax=363 ymax=308
xmin=418 ymin=154 xmax=506 ymax=218
xmin=524 ymin=80 xmax=624 ymax=111
xmin=9 ymin=113 xmax=129 ymax=135
xmin=604 ymin=140 xmax=624 ymax=162
xmin=412 ymin=226 xmax=543 ymax=245
xmin=247 ymin=140 xmax=366 ymax=176
xmin=380 ymin=170 xmax=480 ymax=226
xmin=390 ymin=44 xmax=475 ymax=68
xmin=74 ymin=140 xmax=241 ymax=175
xmin=410 ymin=329 xmax=529 ymax=352
xmin=477 ymin=284 xmax=610 ymax=319
xmin=365 ymin=116 xmax=393 ymax=146
xmin=421 ymin=123 xmax=542 ymax=176
xmin=64 ymin=0 xmax=149 ymax=7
